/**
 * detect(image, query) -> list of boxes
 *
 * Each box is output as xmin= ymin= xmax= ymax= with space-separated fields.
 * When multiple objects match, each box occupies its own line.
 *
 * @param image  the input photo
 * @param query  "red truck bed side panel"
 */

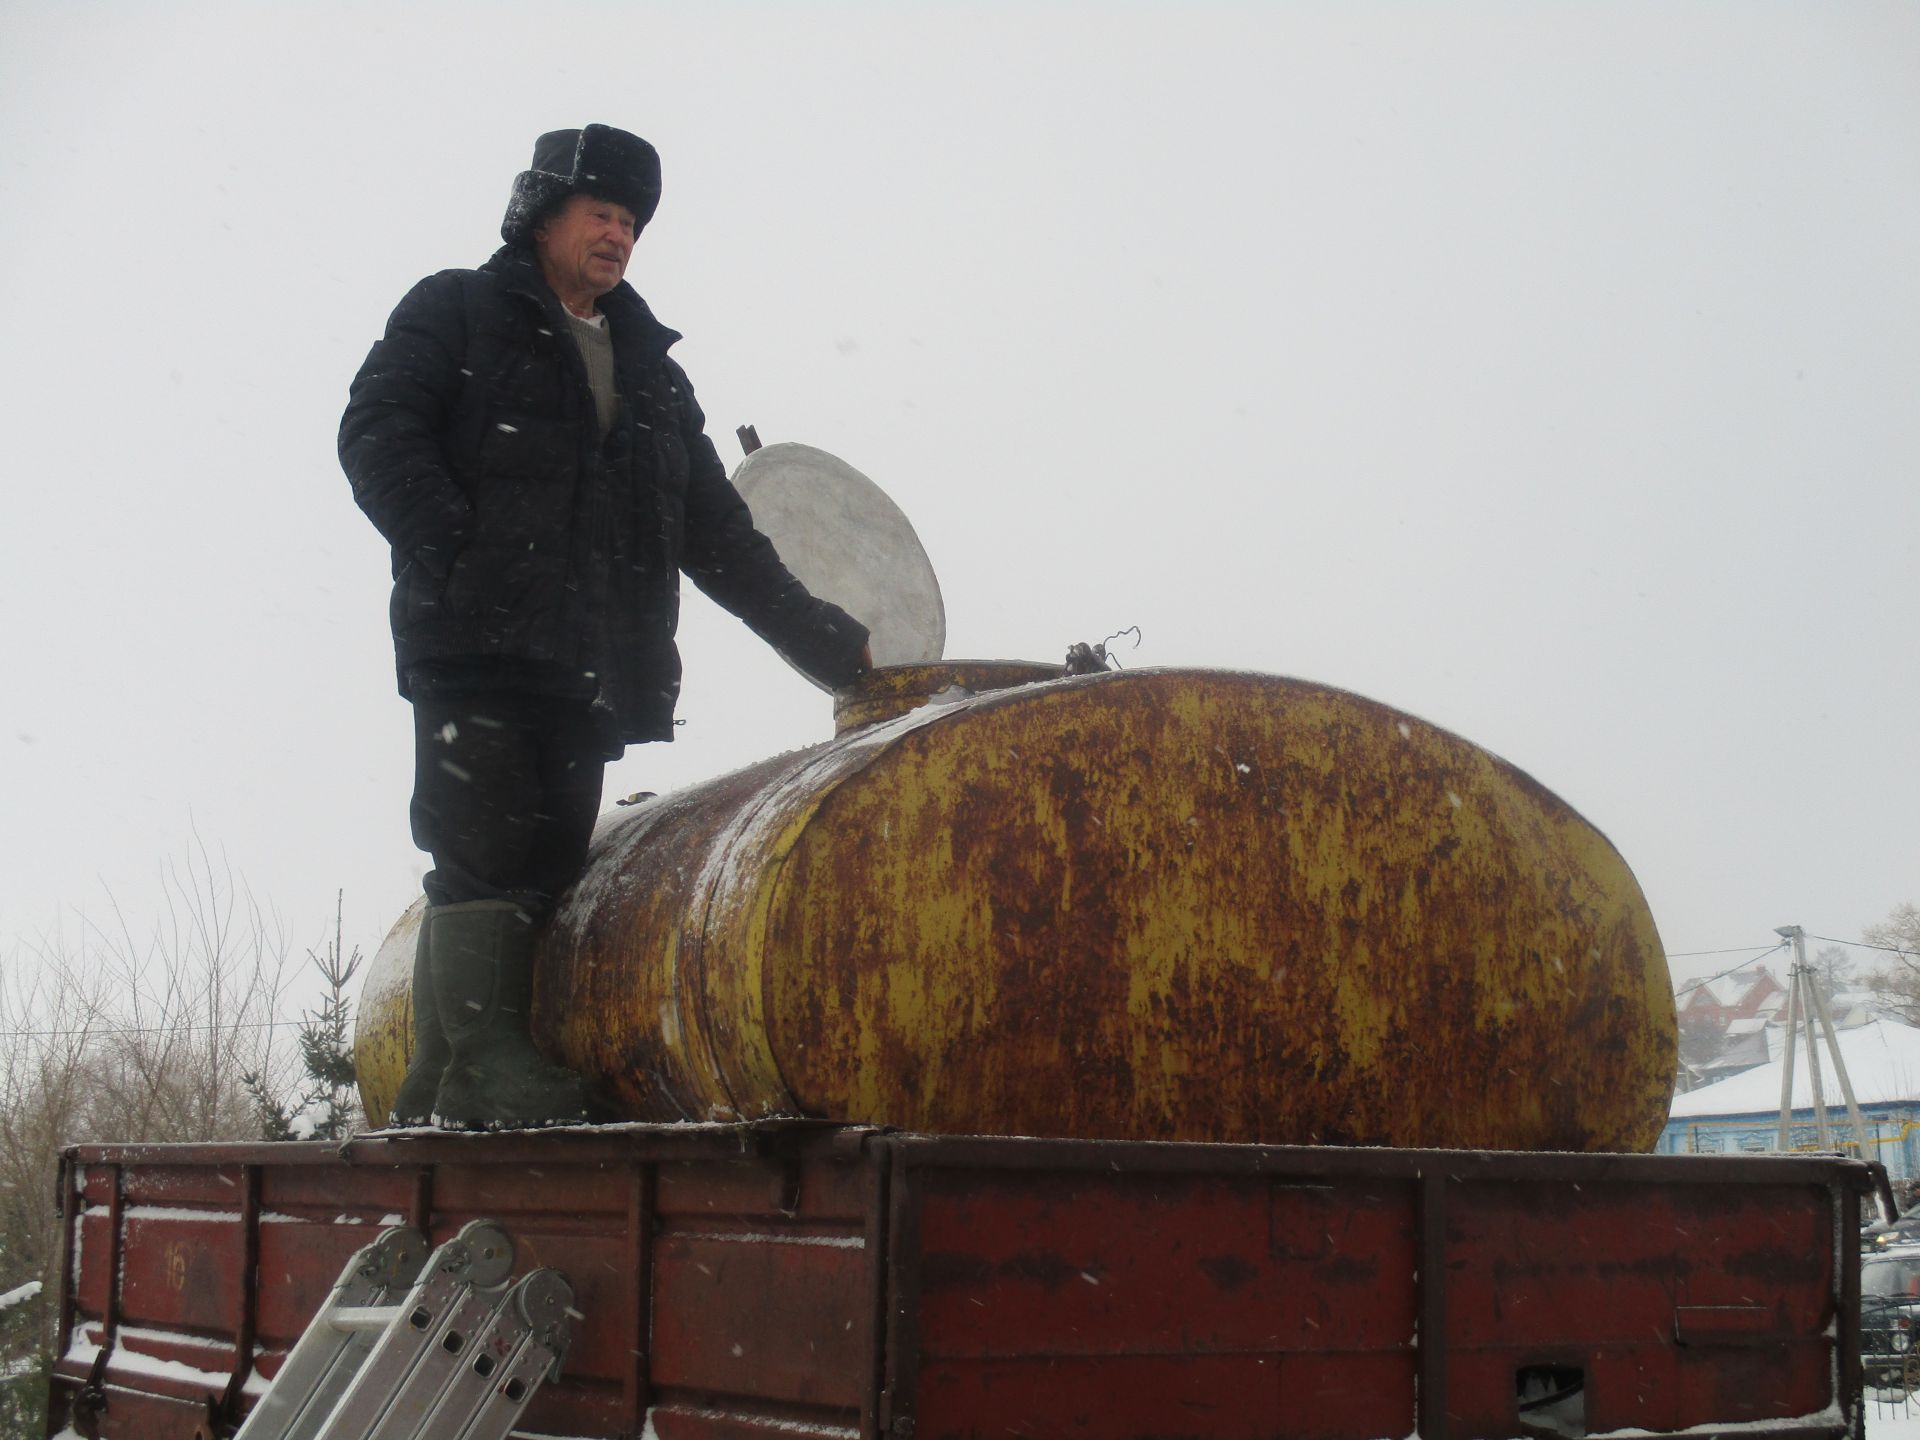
xmin=881 ymin=1140 xmax=1863 ymax=1440
xmin=903 ymin=1168 xmax=1416 ymax=1439
xmin=46 ymin=1128 xmax=1867 ymax=1440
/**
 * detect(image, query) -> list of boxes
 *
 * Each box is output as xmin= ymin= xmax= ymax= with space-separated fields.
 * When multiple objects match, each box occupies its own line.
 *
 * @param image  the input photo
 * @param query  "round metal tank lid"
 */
xmin=732 ymin=441 xmax=946 ymax=682
xmin=834 ymin=660 xmax=1066 ymax=733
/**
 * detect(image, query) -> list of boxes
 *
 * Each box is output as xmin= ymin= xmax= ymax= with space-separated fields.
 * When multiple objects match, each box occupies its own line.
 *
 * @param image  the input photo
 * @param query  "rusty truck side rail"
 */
xmin=48 ymin=1123 xmax=1873 ymax=1440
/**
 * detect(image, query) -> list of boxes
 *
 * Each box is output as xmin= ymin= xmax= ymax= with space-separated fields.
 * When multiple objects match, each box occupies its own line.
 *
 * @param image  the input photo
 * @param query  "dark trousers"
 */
xmin=409 ymin=692 xmax=608 ymax=916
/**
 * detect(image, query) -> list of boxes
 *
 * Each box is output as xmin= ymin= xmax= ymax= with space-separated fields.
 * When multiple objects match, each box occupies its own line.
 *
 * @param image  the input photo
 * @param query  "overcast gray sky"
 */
xmin=2 ymin=2 xmax=1914 ymax=1005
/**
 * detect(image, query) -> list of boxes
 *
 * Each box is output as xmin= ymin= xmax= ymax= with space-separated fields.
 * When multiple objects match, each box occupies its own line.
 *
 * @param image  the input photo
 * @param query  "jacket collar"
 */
xmin=481 ymin=245 xmax=683 ymax=367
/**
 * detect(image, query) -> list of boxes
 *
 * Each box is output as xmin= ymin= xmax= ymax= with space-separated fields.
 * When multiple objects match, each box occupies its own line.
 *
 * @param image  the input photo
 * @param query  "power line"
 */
xmin=1808 ymin=933 xmax=1916 ymax=958
xmin=0 ymin=1017 xmax=305 ymax=1041
xmin=1669 ymin=944 xmax=1795 ymax=958
xmin=1672 ymin=943 xmax=1789 ymax=999
xmin=1670 ymin=932 xmax=1915 ymax=1006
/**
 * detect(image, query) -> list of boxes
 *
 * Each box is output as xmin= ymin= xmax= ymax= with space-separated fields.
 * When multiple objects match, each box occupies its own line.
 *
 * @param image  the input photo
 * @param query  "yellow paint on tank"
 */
xmin=355 ymin=902 xmax=422 ymax=1129
xmin=356 ymin=667 xmax=1676 ymax=1150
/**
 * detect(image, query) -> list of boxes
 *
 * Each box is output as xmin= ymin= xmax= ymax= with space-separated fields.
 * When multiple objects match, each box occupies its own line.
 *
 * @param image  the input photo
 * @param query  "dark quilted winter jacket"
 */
xmin=339 ymin=246 xmax=868 ymax=745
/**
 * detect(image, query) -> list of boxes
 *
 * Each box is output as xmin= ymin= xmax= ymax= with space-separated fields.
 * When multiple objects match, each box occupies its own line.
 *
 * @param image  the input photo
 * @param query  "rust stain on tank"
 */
xmin=358 ymin=667 xmax=1677 ymax=1150
xmin=355 ymin=905 xmax=421 ymax=1127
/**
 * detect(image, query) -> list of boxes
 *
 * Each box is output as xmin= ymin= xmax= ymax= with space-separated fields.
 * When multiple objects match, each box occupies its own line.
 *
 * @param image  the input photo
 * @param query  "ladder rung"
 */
xmin=328 ymin=1306 xmax=404 ymax=1332
xmin=231 ymin=1219 xmax=576 ymax=1440
xmin=231 ymin=1226 xmax=428 ymax=1440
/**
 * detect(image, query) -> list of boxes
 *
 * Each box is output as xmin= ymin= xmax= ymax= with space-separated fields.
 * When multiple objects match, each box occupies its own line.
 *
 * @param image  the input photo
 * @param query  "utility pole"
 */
xmin=1774 ymin=924 xmax=1873 ymax=1158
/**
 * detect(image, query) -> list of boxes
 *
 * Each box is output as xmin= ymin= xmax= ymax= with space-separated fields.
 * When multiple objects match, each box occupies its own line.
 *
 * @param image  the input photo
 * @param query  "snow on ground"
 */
xmin=1872 ymin=1408 xmax=1920 ymax=1439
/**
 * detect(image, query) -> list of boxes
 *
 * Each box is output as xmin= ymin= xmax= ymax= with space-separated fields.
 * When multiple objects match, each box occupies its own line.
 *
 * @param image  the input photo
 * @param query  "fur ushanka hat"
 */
xmin=501 ymin=124 xmax=662 ymax=246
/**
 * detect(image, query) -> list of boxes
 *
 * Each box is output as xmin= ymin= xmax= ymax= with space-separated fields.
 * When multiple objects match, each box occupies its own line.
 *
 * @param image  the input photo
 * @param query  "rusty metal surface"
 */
xmin=887 ymin=1140 xmax=1860 ymax=1440
xmin=48 ymin=1125 xmax=883 ymax=1440
xmin=831 ymin=659 xmax=1065 ymax=732
xmin=774 ymin=669 xmax=1674 ymax=1148
xmin=543 ymin=748 xmax=829 ymax=1122
xmin=358 ymin=667 xmax=1677 ymax=1149
xmin=47 ymin=1129 xmax=1868 ymax=1440
xmin=354 ymin=903 xmax=420 ymax=1131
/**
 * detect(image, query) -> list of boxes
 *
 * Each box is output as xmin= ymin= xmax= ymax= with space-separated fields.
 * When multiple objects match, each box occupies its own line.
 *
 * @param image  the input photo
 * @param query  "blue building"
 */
xmin=1661 ymin=1017 xmax=1920 ymax=1184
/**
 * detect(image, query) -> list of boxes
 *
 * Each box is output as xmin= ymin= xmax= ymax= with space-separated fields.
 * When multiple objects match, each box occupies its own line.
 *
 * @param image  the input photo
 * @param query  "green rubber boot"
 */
xmin=385 ymin=909 xmax=447 ymax=1127
xmin=428 ymin=899 xmax=590 ymax=1131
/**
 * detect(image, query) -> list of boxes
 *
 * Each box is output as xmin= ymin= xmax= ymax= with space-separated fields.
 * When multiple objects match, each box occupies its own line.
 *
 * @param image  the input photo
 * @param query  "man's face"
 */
xmin=534 ymin=192 xmax=638 ymax=306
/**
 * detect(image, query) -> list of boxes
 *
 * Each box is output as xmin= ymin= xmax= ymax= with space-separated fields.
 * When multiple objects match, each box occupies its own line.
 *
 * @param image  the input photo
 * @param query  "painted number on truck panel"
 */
xmin=163 ymin=1241 xmax=188 ymax=1292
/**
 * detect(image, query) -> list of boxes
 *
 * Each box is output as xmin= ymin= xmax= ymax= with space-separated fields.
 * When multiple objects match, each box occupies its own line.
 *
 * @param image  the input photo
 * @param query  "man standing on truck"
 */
xmin=340 ymin=124 xmax=870 ymax=1133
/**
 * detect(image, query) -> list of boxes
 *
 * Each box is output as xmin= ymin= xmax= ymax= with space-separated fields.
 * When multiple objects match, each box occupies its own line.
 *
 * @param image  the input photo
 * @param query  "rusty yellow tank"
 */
xmin=357 ymin=665 xmax=1676 ymax=1150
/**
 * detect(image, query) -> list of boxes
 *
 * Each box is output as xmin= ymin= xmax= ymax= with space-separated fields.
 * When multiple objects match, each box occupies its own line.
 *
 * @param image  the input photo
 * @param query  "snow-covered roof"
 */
xmin=1680 ymin=979 xmax=1727 ymax=1008
xmin=1676 ymin=965 xmax=1783 ymax=1011
xmin=1670 ymin=1017 xmax=1920 ymax=1118
xmin=1725 ymin=1016 xmax=1769 ymax=1036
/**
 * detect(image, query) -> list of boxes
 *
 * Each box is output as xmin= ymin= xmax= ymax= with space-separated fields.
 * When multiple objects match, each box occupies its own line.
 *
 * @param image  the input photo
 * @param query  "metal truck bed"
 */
xmin=48 ymin=1123 xmax=1871 ymax=1439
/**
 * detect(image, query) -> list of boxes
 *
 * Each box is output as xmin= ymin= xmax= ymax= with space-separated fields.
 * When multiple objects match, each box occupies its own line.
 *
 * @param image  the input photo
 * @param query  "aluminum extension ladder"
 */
xmin=232 ymin=1219 xmax=577 ymax=1440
